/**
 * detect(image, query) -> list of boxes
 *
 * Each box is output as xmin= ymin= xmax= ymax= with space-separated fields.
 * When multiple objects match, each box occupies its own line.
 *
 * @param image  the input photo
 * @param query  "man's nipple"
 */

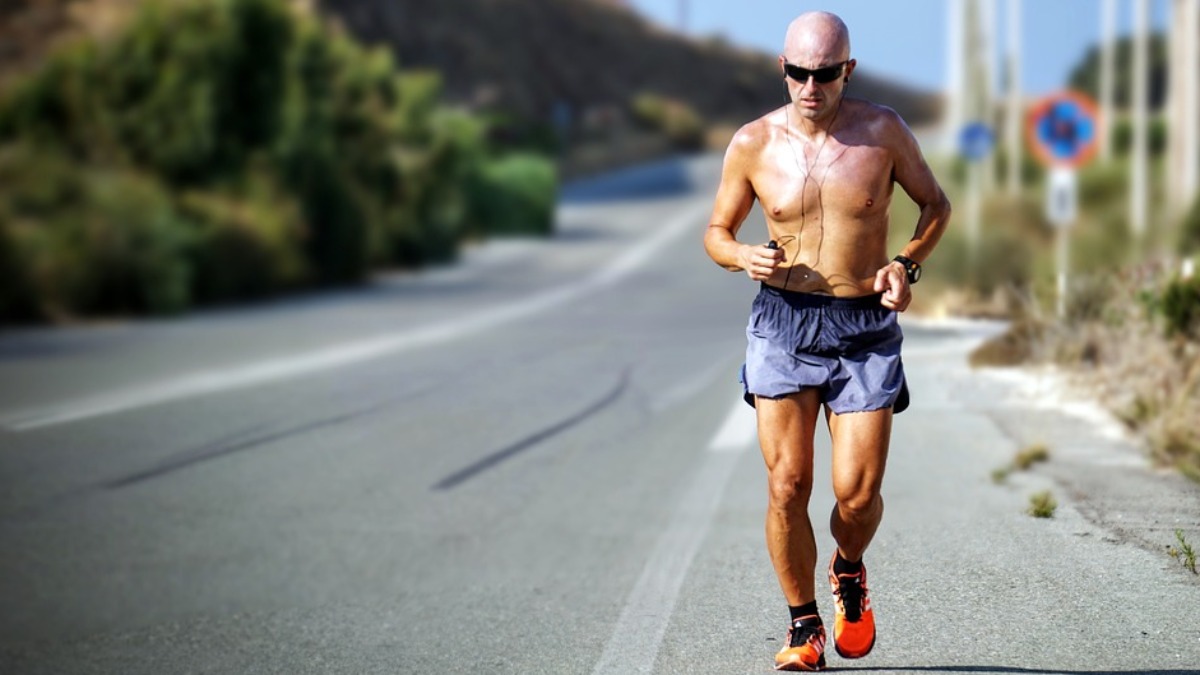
xmin=772 ymin=206 xmax=783 ymax=217
xmin=866 ymin=198 xmax=875 ymax=208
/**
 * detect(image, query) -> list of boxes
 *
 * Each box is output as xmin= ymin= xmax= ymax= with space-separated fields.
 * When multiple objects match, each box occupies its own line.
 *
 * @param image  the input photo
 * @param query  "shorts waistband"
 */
xmin=759 ymin=283 xmax=885 ymax=310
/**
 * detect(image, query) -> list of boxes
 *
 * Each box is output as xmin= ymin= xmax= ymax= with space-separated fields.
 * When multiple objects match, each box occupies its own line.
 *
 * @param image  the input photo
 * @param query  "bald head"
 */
xmin=783 ymin=11 xmax=850 ymax=63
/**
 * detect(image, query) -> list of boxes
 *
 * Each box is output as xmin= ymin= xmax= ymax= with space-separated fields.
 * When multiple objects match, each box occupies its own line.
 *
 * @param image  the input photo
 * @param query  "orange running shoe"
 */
xmin=828 ymin=555 xmax=876 ymax=659
xmin=774 ymin=617 xmax=826 ymax=671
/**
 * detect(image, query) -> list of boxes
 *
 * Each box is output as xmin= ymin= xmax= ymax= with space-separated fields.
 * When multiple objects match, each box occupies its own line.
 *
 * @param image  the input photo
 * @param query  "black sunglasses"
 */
xmin=783 ymin=60 xmax=848 ymax=84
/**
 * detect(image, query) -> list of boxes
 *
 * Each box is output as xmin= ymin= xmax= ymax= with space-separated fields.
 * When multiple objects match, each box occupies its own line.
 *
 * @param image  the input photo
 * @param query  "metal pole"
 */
xmin=1130 ymin=0 xmax=1149 ymax=238
xmin=1005 ymin=0 xmax=1022 ymax=195
xmin=1099 ymin=0 xmax=1116 ymax=162
xmin=1183 ymin=0 xmax=1200 ymax=210
xmin=945 ymin=0 xmax=966 ymax=153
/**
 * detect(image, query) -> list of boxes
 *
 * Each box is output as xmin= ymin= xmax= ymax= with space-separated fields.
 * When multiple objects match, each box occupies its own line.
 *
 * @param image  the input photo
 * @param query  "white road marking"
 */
xmin=708 ymin=396 xmax=758 ymax=452
xmin=592 ymin=402 xmax=746 ymax=674
xmin=4 ymin=201 xmax=712 ymax=432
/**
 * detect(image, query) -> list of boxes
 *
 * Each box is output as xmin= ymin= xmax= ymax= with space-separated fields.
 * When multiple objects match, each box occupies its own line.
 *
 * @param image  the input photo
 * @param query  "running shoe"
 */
xmin=828 ymin=555 xmax=876 ymax=659
xmin=774 ymin=617 xmax=826 ymax=671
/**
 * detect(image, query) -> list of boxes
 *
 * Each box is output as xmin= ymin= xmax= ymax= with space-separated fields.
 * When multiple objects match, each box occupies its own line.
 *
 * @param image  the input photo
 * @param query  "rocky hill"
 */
xmin=315 ymin=0 xmax=940 ymax=128
xmin=2 ymin=0 xmax=940 ymax=132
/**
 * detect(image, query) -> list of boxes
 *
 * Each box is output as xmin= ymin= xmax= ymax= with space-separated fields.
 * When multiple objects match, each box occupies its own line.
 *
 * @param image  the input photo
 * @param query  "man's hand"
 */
xmin=739 ymin=243 xmax=785 ymax=281
xmin=873 ymin=261 xmax=912 ymax=312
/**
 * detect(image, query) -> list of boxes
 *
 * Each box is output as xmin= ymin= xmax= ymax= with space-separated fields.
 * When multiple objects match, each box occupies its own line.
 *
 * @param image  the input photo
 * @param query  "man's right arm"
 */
xmin=704 ymin=127 xmax=783 ymax=279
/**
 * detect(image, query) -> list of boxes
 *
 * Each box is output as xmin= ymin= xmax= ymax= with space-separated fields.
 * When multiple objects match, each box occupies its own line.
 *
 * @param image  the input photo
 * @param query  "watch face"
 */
xmin=910 ymin=265 xmax=922 ymax=283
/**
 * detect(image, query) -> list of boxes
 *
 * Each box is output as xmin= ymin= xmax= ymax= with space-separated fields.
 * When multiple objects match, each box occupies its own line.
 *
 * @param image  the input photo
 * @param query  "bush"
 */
xmin=631 ymin=92 xmax=705 ymax=151
xmin=0 ymin=146 xmax=190 ymax=320
xmin=1180 ymin=192 xmax=1200 ymax=256
xmin=179 ymin=172 xmax=308 ymax=303
xmin=1155 ymin=275 xmax=1200 ymax=338
xmin=469 ymin=153 xmax=558 ymax=237
xmin=0 ymin=0 xmax=560 ymax=322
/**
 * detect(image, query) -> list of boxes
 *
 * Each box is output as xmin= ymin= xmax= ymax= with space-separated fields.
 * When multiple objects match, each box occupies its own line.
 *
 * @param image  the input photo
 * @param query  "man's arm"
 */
xmin=873 ymin=109 xmax=952 ymax=310
xmin=704 ymin=125 xmax=784 ymax=279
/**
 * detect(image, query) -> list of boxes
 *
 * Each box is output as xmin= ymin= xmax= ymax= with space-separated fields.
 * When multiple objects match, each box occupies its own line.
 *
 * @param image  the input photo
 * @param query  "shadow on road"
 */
xmin=830 ymin=662 xmax=1195 ymax=667
xmin=559 ymin=155 xmax=694 ymax=204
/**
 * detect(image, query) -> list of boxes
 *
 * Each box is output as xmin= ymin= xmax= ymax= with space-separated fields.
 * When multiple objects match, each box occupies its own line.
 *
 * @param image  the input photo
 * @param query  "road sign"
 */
xmin=1045 ymin=167 xmax=1078 ymax=228
xmin=958 ymin=122 xmax=995 ymax=162
xmin=1026 ymin=91 xmax=1100 ymax=168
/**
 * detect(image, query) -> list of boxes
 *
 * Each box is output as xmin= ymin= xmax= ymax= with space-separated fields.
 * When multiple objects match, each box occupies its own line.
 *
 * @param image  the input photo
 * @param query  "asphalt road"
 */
xmin=1 ymin=154 xmax=1198 ymax=674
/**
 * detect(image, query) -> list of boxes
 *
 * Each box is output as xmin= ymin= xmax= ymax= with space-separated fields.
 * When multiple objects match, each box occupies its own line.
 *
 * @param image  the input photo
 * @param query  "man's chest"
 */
xmin=751 ymin=143 xmax=894 ymax=222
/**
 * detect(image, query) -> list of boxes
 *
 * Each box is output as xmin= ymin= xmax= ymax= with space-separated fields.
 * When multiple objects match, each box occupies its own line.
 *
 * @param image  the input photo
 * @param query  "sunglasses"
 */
xmin=783 ymin=60 xmax=848 ymax=84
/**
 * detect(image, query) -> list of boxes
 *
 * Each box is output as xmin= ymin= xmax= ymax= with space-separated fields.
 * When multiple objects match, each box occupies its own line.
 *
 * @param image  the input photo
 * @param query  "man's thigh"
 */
xmin=755 ymin=390 xmax=823 ymax=473
xmin=826 ymin=407 xmax=893 ymax=496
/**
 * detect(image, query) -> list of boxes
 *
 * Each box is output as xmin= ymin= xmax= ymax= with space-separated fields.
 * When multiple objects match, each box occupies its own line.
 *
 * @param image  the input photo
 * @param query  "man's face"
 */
xmin=780 ymin=30 xmax=853 ymax=121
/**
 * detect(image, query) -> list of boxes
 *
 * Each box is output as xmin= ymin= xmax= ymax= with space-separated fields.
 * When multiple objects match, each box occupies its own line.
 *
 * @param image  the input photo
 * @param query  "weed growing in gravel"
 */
xmin=1014 ymin=444 xmax=1051 ymax=470
xmin=992 ymin=444 xmax=1051 ymax=484
xmin=1027 ymin=491 xmax=1057 ymax=518
xmin=1168 ymin=529 xmax=1198 ymax=574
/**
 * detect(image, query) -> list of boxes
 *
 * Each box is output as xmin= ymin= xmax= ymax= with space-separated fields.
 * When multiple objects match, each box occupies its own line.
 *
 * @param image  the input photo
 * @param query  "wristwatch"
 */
xmin=893 ymin=255 xmax=922 ymax=284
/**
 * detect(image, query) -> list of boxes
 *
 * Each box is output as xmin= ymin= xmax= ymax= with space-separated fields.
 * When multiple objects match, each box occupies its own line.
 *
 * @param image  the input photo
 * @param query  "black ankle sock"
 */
xmin=833 ymin=551 xmax=863 ymax=576
xmin=788 ymin=601 xmax=820 ymax=624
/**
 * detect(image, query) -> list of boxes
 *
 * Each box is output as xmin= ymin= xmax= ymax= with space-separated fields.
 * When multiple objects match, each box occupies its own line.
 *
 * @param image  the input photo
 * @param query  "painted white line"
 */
xmin=592 ymin=451 xmax=740 ymax=675
xmin=708 ymin=396 xmax=758 ymax=452
xmin=5 ymin=201 xmax=712 ymax=432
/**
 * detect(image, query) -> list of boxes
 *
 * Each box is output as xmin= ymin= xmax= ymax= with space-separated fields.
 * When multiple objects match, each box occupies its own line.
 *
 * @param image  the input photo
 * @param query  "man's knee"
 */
xmin=833 ymin=485 xmax=882 ymax=517
xmin=767 ymin=466 xmax=814 ymax=509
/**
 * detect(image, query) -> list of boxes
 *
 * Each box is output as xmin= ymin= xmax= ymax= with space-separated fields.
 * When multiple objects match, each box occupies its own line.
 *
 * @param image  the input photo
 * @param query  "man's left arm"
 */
xmin=874 ymin=110 xmax=952 ymax=311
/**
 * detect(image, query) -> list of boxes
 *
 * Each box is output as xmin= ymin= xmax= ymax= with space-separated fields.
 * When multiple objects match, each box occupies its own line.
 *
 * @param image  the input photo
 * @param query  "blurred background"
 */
xmin=1 ymin=2 xmax=1199 ymax=670
xmin=1 ymin=0 xmax=1197 ymax=472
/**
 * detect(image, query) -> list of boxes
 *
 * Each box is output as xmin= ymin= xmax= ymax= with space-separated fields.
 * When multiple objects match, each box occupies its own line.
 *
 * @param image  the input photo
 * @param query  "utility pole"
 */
xmin=1005 ymin=0 xmax=1022 ymax=196
xmin=1168 ymin=0 xmax=1200 ymax=218
xmin=1130 ymin=0 xmax=1150 ymax=239
xmin=980 ymin=0 xmax=997 ymax=194
xmin=944 ymin=0 xmax=966 ymax=154
xmin=1099 ymin=0 xmax=1116 ymax=162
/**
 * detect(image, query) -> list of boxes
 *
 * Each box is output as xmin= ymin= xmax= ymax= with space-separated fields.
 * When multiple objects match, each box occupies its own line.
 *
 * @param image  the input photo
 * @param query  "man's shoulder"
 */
xmin=844 ymin=98 xmax=907 ymax=129
xmin=729 ymin=109 xmax=785 ymax=149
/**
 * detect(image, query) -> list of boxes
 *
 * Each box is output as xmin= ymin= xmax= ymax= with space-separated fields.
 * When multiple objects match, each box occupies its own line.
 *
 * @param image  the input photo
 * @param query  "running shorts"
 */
xmin=740 ymin=283 xmax=910 ymax=414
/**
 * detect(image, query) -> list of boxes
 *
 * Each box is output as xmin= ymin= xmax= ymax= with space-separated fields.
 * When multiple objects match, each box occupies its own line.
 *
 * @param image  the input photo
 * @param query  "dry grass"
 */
xmin=1027 ymin=490 xmax=1058 ymax=518
xmin=970 ymin=264 xmax=1200 ymax=483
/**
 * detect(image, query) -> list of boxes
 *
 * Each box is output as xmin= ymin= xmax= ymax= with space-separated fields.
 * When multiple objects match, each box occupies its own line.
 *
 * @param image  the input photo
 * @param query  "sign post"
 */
xmin=1026 ymin=91 xmax=1100 ymax=318
xmin=958 ymin=121 xmax=995 ymax=276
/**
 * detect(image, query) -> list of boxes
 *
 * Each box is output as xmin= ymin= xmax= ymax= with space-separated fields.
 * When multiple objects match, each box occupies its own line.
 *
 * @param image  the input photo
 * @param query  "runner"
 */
xmin=702 ymin=11 xmax=951 ymax=671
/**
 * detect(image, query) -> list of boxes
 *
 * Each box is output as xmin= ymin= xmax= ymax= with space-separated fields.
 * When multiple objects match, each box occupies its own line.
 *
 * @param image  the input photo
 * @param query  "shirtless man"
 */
xmin=703 ymin=11 xmax=950 ymax=671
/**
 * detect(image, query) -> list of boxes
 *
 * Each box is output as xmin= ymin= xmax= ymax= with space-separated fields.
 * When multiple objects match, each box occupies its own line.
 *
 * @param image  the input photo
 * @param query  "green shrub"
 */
xmin=631 ymin=92 xmax=704 ymax=150
xmin=0 ymin=146 xmax=190 ymax=320
xmin=1156 ymin=274 xmax=1200 ymax=338
xmin=469 ymin=153 xmax=558 ymax=237
xmin=179 ymin=173 xmax=308 ymax=303
xmin=1180 ymin=192 xmax=1200 ymax=256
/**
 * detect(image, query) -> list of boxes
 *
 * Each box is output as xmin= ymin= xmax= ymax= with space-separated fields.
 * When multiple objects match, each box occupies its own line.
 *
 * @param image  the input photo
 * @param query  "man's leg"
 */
xmin=757 ymin=390 xmax=827 ymax=670
xmin=824 ymin=407 xmax=892 ymax=659
xmin=756 ymin=390 xmax=823 ymax=606
xmin=827 ymin=407 xmax=891 ymax=558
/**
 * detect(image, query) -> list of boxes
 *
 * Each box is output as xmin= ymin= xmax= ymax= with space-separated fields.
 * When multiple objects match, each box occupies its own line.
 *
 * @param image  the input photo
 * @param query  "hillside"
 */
xmin=1 ymin=0 xmax=940 ymax=132
xmin=315 ymin=0 xmax=940 ymax=128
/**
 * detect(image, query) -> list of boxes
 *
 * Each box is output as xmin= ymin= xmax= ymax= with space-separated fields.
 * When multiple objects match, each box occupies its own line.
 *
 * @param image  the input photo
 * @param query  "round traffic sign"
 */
xmin=1026 ymin=91 xmax=1100 ymax=168
xmin=958 ymin=122 xmax=995 ymax=162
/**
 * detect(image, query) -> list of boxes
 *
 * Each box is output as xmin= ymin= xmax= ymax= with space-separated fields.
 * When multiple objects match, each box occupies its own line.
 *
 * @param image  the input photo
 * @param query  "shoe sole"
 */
xmin=832 ymin=631 xmax=875 ymax=660
xmin=774 ymin=655 xmax=826 ymax=671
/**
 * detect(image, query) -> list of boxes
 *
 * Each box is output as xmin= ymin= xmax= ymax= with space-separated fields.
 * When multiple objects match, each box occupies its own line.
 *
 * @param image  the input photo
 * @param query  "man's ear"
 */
xmin=844 ymin=58 xmax=858 ymax=82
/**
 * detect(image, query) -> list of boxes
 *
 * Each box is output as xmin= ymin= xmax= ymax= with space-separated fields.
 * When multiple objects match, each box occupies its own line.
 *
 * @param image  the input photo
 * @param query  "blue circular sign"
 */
xmin=958 ymin=122 xmax=995 ymax=162
xmin=1027 ymin=92 xmax=1100 ymax=168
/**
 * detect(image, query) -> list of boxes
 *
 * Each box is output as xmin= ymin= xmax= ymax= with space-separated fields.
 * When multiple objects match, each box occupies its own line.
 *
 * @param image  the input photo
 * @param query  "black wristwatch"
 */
xmin=893 ymin=255 xmax=922 ymax=284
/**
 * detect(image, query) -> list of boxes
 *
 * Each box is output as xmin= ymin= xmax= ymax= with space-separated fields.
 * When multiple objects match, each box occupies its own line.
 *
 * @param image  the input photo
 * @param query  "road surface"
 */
xmin=1 ymin=154 xmax=1198 ymax=674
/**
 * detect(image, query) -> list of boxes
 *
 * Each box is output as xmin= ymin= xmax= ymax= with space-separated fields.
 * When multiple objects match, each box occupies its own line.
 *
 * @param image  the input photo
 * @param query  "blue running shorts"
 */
xmin=740 ymin=283 xmax=910 ymax=414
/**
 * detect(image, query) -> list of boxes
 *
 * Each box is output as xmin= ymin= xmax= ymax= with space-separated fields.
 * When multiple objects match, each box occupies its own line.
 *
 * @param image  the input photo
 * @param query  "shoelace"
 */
xmin=834 ymin=573 xmax=865 ymax=622
xmin=789 ymin=622 xmax=823 ymax=648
